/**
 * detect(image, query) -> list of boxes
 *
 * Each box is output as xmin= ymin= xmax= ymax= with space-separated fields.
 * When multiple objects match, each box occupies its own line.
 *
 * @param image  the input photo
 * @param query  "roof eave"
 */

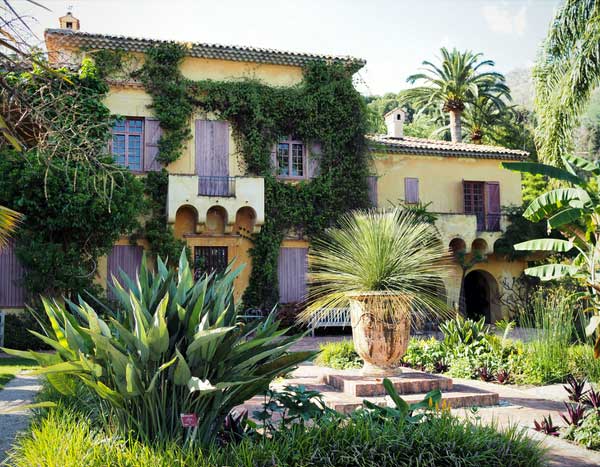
xmin=368 ymin=144 xmax=529 ymax=161
xmin=44 ymin=29 xmax=366 ymax=70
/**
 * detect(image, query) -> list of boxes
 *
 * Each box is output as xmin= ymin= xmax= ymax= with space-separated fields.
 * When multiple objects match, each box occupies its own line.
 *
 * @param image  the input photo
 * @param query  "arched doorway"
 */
xmin=464 ymin=270 xmax=499 ymax=323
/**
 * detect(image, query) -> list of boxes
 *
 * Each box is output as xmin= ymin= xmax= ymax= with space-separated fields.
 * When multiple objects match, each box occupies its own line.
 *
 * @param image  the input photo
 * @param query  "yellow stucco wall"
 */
xmin=372 ymin=152 xmax=522 ymax=212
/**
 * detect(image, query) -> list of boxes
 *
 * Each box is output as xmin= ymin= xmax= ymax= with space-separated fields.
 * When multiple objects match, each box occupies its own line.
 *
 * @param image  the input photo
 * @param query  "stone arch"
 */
xmin=464 ymin=269 xmax=500 ymax=323
xmin=206 ymin=206 xmax=228 ymax=235
xmin=174 ymin=205 xmax=198 ymax=239
xmin=471 ymin=238 xmax=488 ymax=255
xmin=449 ymin=237 xmax=466 ymax=254
xmin=235 ymin=206 xmax=257 ymax=235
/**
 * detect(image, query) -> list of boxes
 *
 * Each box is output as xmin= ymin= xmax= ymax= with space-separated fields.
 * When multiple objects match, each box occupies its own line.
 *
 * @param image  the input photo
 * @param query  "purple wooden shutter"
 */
xmin=143 ymin=118 xmax=162 ymax=172
xmin=367 ymin=176 xmax=378 ymax=207
xmin=277 ymin=248 xmax=308 ymax=303
xmin=307 ymin=143 xmax=321 ymax=178
xmin=0 ymin=241 xmax=25 ymax=308
xmin=485 ymin=182 xmax=501 ymax=231
xmin=107 ymin=245 xmax=143 ymax=299
xmin=196 ymin=120 xmax=230 ymax=195
xmin=405 ymin=178 xmax=419 ymax=204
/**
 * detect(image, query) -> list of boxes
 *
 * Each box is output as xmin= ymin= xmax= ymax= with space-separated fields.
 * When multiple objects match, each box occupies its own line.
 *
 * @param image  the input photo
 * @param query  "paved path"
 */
xmin=0 ymin=374 xmax=41 ymax=463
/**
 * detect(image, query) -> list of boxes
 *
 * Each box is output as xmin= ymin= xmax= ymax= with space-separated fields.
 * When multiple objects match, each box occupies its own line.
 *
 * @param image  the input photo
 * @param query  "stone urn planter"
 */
xmin=349 ymin=292 xmax=411 ymax=376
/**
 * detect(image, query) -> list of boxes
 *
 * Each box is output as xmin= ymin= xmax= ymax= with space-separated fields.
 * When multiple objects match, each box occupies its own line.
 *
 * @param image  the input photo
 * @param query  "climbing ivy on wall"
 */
xmin=127 ymin=43 xmax=370 ymax=308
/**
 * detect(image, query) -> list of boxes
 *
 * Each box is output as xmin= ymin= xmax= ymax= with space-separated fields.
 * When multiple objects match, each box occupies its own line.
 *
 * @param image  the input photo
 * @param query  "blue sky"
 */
xmin=20 ymin=0 xmax=561 ymax=95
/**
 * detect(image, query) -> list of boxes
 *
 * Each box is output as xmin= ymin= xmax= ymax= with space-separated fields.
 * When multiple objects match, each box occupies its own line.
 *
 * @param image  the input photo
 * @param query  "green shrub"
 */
xmin=563 ymin=410 xmax=600 ymax=450
xmin=315 ymin=340 xmax=362 ymax=370
xmin=512 ymin=289 xmax=577 ymax=384
xmin=567 ymin=345 xmax=600 ymax=383
xmin=439 ymin=315 xmax=490 ymax=349
xmin=6 ymin=404 xmax=546 ymax=467
xmin=6 ymin=252 xmax=313 ymax=445
xmin=403 ymin=337 xmax=446 ymax=372
xmin=2 ymin=312 xmax=50 ymax=351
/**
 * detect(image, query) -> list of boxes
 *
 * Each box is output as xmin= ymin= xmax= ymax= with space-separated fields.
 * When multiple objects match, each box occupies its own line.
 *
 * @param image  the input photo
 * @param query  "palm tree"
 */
xmin=399 ymin=48 xmax=510 ymax=143
xmin=462 ymin=96 xmax=513 ymax=144
xmin=534 ymin=0 xmax=600 ymax=165
xmin=0 ymin=205 xmax=21 ymax=249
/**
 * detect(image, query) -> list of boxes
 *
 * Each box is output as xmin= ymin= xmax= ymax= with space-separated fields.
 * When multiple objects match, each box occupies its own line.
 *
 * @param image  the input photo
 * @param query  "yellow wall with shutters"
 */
xmin=371 ymin=151 xmax=522 ymax=212
xmin=92 ymin=56 xmax=307 ymax=300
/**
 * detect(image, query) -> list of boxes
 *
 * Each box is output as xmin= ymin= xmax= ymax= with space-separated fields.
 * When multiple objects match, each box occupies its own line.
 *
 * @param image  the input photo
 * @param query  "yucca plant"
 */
xmin=300 ymin=209 xmax=449 ymax=373
xmin=4 ymin=251 xmax=314 ymax=445
xmin=301 ymin=209 xmax=449 ymax=323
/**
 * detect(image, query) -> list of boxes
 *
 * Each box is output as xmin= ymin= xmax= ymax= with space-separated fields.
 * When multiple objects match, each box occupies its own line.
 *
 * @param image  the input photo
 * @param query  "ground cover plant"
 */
xmin=5 ymin=378 xmax=547 ymax=467
xmin=4 ymin=251 xmax=313 ymax=445
xmin=314 ymin=340 xmax=362 ymax=370
xmin=533 ymin=375 xmax=600 ymax=451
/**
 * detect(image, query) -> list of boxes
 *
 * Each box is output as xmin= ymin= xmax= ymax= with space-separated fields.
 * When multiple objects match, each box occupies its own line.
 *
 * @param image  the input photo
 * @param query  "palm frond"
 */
xmin=0 ymin=205 xmax=22 ymax=249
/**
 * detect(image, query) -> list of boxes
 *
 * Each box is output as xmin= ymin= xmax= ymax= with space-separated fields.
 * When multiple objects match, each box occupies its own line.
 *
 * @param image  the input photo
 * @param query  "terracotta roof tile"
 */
xmin=367 ymin=134 xmax=529 ymax=161
xmin=44 ymin=29 xmax=366 ymax=69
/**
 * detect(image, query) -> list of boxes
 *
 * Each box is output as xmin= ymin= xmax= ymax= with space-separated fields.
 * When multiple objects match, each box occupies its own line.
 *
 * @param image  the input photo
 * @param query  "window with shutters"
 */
xmin=463 ymin=181 xmax=501 ymax=231
xmin=277 ymin=247 xmax=308 ymax=303
xmin=107 ymin=245 xmax=143 ymax=300
xmin=404 ymin=177 xmax=419 ymax=204
xmin=276 ymin=136 xmax=305 ymax=179
xmin=367 ymin=176 xmax=378 ymax=207
xmin=194 ymin=246 xmax=228 ymax=280
xmin=111 ymin=118 xmax=144 ymax=171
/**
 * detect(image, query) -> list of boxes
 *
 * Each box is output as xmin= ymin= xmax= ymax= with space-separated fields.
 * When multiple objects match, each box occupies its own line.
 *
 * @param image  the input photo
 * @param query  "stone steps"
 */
xmin=313 ymin=368 xmax=499 ymax=415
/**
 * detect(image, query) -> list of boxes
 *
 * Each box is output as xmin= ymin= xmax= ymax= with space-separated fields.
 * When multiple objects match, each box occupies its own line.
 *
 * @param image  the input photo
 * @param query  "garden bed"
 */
xmin=4 ymin=384 xmax=546 ymax=467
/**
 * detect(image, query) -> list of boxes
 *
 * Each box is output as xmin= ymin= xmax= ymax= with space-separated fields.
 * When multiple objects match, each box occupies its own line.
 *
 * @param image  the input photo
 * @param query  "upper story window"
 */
xmin=463 ymin=181 xmax=501 ymax=232
xmin=276 ymin=136 xmax=305 ymax=179
xmin=112 ymin=118 xmax=144 ymax=171
xmin=404 ymin=177 xmax=419 ymax=204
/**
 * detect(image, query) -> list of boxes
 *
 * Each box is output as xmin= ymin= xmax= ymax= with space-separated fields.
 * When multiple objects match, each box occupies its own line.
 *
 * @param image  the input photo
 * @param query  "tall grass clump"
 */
xmin=517 ymin=288 xmax=579 ymax=384
xmin=4 ymin=251 xmax=313 ymax=445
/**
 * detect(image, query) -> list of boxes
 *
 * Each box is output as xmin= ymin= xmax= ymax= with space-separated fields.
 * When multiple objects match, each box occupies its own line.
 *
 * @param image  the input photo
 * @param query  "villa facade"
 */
xmin=0 ymin=12 xmax=529 ymax=322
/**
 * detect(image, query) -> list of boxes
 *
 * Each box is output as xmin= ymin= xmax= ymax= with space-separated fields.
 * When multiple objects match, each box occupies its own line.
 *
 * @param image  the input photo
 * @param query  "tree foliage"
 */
xmin=0 ymin=65 xmax=145 ymax=300
xmin=534 ymin=0 xmax=600 ymax=165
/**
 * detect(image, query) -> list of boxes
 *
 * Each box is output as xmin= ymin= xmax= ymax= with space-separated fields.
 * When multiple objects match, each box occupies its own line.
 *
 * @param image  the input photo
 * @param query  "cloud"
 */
xmin=481 ymin=3 xmax=528 ymax=36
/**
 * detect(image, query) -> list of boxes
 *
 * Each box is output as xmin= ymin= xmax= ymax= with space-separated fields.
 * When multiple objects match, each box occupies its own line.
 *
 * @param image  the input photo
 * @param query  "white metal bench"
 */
xmin=309 ymin=308 xmax=351 ymax=337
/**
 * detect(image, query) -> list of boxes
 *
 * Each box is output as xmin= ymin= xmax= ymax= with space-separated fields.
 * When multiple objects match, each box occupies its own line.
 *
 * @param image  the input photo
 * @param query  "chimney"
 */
xmin=59 ymin=11 xmax=80 ymax=31
xmin=384 ymin=108 xmax=405 ymax=138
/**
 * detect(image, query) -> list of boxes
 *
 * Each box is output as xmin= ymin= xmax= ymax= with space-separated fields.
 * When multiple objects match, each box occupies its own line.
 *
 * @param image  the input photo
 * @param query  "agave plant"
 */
xmin=4 ymin=251 xmax=313 ymax=445
xmin=503 ymin=153 xmax=600 ymax=357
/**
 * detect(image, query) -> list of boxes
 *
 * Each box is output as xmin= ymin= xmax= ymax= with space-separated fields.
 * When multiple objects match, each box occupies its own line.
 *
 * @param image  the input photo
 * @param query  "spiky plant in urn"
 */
xmin=300 ymin=209 xmax=450 ymax=375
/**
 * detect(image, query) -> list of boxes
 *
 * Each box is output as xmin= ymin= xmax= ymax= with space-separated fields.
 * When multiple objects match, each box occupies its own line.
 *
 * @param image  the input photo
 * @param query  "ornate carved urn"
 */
xmin=349 ymin=292 xmax=411 ymax=375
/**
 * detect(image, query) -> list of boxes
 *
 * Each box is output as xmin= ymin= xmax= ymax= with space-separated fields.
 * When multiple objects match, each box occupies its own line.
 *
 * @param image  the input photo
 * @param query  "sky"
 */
xmin=16 ymin=0 xmax=562 ymax=96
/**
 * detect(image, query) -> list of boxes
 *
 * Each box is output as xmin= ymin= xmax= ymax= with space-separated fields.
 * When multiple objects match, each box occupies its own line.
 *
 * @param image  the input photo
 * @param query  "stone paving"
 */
xmin=0 ymin=374 xmax=41 ymax=463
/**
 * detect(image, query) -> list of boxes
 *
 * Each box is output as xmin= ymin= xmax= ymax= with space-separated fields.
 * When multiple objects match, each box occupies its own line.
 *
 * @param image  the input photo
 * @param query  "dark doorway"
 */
xmin=464 ymin=270 xmax=491 ymax=322
xmin=194 ymin=246 xmax=228 ymax=280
